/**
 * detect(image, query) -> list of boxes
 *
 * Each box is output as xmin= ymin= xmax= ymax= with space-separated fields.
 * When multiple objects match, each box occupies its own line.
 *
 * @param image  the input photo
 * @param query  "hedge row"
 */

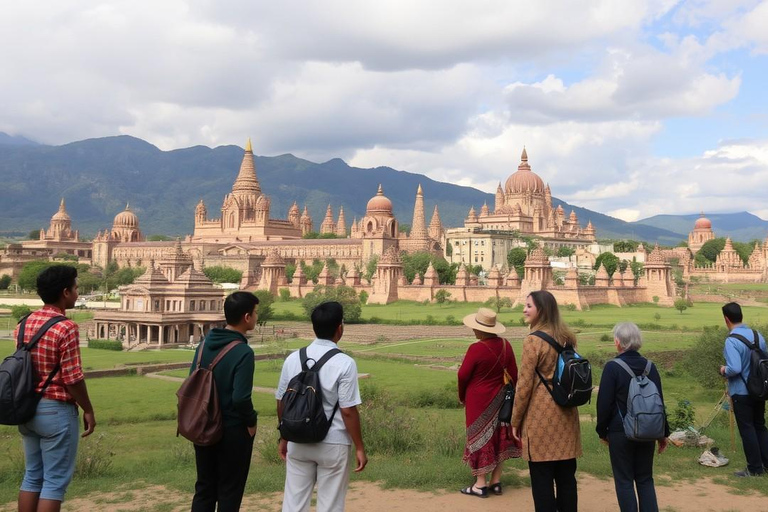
xmin=87 ymin=339 xmax=123 ymax=351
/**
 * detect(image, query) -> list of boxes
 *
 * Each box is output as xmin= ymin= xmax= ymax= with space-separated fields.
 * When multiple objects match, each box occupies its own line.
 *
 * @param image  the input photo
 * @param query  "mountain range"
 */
xmin=0 ymin=133 xmax=764 ymax=244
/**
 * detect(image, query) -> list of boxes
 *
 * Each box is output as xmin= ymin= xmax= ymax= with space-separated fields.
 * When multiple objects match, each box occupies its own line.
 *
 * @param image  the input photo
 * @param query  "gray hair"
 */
xmin=613 ymin=322 xmax=643 ymax=351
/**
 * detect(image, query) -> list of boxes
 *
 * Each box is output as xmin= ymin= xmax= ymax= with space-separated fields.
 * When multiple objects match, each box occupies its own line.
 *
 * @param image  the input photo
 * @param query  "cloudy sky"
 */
xmin=2 ymin=0 xmax=768 ymax=221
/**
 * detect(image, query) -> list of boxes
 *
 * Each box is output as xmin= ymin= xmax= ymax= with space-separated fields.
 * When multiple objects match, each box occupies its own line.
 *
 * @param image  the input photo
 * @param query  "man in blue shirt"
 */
xmin=719 ymin=302 xmax=768 ymax=477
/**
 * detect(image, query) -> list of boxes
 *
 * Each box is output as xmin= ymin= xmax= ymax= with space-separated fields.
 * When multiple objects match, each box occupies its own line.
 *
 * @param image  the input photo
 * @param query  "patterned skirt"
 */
xmin=462 ymin=387 xmax=522 ymax=475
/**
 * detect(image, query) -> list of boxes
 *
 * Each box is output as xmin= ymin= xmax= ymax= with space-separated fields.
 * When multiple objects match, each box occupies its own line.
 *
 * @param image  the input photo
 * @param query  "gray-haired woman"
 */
xmin=596 ymin=322 xmax=670 ymax=512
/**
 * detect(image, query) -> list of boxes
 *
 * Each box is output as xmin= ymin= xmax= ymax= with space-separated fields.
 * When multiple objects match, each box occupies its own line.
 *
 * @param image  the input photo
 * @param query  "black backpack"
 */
xmin=730 ymin=329 xmax=768 ymax=401
xmin=278 ymin=347 xmax=341 ymax=443
xmin=533 ymin=330 xmax=593 ymax=407
xmin=0 ymin=315 xmax=68 ymax=425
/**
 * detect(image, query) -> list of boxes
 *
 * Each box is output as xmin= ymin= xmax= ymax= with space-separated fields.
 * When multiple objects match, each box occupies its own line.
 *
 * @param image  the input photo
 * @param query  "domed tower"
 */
xmin=43 ymin=198 xmax=77 ymax=241
xmin=111 ymin=203 xmax=143 ymax=242
xmin=320 ymin=204 xmax=336 ymax=235
xmin=220 ymin=139 xmax=269 ymax=230
xmin=355 ymin=185 xmax=399 ymax=261
xmin=503 ymin=148 xmax=547 ymax=217
xmin=688 ymin=212 xmax=715 ymax=254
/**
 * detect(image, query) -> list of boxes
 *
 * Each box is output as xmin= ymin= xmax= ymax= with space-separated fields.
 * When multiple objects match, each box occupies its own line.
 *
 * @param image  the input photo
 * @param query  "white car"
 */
xmin=75 ymin=298 xmax=87 ymax=308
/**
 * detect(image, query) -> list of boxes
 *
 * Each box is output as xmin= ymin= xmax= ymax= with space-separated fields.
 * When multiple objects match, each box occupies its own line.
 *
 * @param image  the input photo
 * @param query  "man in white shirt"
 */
xmin=276 ymin=301 xmax=367 ymax=512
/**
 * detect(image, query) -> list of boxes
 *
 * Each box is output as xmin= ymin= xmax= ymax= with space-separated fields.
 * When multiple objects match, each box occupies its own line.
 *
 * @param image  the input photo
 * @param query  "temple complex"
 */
xmin=91 ymin=242 xmax=226 ymax=348
xmin=446 ymin=148 xmax=596 ymax=271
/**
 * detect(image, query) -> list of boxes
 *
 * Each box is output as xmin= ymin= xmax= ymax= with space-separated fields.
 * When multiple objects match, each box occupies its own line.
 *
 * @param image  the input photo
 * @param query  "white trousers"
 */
xmin=282 ymin=442 xmax=351 ymax=512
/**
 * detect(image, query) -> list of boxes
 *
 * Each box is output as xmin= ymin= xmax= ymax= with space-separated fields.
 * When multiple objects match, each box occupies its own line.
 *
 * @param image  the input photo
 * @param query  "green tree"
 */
xmin=363 ymin=256 xmax=379 ymax=282
xmin=301 ymin=285 xmax=362 ymax=323
xmin=285 ymin=263 xmax=296 ymax=282
xmin=613 ymin=240 xmax=639 ymax=252
xmin=53 ymin=252 xmax=78 ymax=261
xmin=401 ymin=252 xmax=432 ymax=283
xmin=630 ymin=260 xmax=644 ymax=281
xmin=253 ymin=290 xmax=275 ymax=325
xmin=302 ymin=232 xmax=320 ymax=239
xmin=18 ymin=261 xmax=57 ymax=291
xmin=278 ymin=288 xmax=291 ymax=302
xmin=434 ymin=289 xmax=451 ymax=304
xmin=0 ymin=274 xmax=11 ymax=290
xmin=673 ymin=298 xmax=688 ymax=314
xmin=27 ymin=229 xmax=41 ymax=240
xmin=594 ymin=252 xmax=620 ymax=276
xmin=319 ymin=233 xmax=339 ymax=239
xmin=484 ymin=296 xmax=512 ymax=313
xmin=203 ymin=266 xmax=243 ymax=284
xmin=507 ymin=248 xmax=528 ymax=278
xmin=697 ymin=238 xmax=726 ymax=264
xmin=556 ymin=246 xmax=575 ymax=258
xmin=147 ymin=234 xmax=173 ymax=241
xmin=11 ymin=305 xmax=32 ymax=320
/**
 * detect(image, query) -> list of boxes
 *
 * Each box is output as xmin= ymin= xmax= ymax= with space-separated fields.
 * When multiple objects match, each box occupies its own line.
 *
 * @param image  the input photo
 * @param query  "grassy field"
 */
xmin=1 ymin=290 xmax=768 ymax=506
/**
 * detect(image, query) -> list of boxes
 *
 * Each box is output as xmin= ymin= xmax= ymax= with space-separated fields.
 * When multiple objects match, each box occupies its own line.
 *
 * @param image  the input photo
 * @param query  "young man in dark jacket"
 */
xmin=190 ymin=291 xmax=259 ymax=512
xmin=596 ymin=322 xmax=670 ymax=512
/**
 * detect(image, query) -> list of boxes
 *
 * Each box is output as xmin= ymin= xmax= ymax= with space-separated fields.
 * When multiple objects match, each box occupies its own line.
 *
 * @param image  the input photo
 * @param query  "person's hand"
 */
xmin=247 ymin=425 xmax=257 ymax=437
xmin=720 ymin=366 xmax=727 ymax=377
xmin=511 ymin=426 xmax=521 ymax=444
xmin=658 ymin=437 xmax=669 ymax=454
xmin=354 ymin=448 xmax=368 ymax=472
xmin=600 ymin=437 xmax=609 ymax=446
xmin=278 ymin=439 xmax=288 ymax=461
xmin=81 ymin=411 xmax=96 ymax=437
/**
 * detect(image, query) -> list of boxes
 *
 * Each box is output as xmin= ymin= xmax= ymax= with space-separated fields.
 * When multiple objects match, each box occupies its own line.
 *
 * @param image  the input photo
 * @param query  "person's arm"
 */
xmin=65 ymin=380 xmax=95 ymax=437
xmin=649 ymin=363 xmax=671 ymax=438
xmin=457 ymin=345 xmax=476 ymax=403
xmin=506 ymin=341 xmax=519 ymax=383
xmin=510 ymin=335 xmax=539 ymax=441
xmin=595 ymin=362 xmax=616 ymax=440
xmin=232 ymin=351 xmax=257 ymax=435
xmin=340 ymin=406 xmax=367 ymax=472
xmin=275 ymin=358 xmax=291 ymax=460
xmin=721 ymin=338 xmax=743 ymax=378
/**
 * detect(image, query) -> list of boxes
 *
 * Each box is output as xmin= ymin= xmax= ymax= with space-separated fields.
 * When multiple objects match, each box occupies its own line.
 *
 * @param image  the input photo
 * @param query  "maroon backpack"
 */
xmin=176 ymin=339 xmax=241 ymax=446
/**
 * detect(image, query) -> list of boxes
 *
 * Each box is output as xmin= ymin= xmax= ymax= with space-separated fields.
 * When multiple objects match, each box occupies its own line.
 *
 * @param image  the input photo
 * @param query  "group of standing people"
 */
xmin=458 ymin=290 xmax=670 ymax=512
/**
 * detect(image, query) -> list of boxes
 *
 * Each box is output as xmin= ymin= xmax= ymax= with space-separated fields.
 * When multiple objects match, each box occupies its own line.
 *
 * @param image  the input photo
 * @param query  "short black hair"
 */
xmin=722 ymin=302 xmax=743 ymax=324
xmin=224 ymin=292 xmax=259 ymax=325
xmin=311 ymin=301 xmax=344 ymax=340
xmin=37 ymin=265 xmax=78 ymax=304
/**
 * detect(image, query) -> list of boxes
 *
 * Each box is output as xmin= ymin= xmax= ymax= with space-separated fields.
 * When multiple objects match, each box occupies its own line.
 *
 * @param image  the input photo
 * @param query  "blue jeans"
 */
xmin=18 ymin=399 xmax=80 ymax=501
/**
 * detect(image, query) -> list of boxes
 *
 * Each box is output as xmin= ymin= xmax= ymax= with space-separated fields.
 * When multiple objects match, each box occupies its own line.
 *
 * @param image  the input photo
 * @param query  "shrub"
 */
xmin=75 ymin=433 xmax=115 ymax=477
xmin=359 ymin=290 xmax=369 ymax=305
xmin=434 ymin=289 xmax=451 ymax=304
xmin=256 ymin=436 xmax=282 ymax=465
xmin=653 ymin=313 xmax=661 ymax=322
xmin=301 ymin=285 xmax=362 ymax=323
xmin=278 ymin=288 xmax=291 ymax=302
xmin=88 ymin=339 xmax=123 ymax=351
xmin=668 ymin=399 xmax=697 ymax=431
xmin=673 ymin=298 xmax=688 ymax=314
xmin=202 ymin=265 xmax=242 ymax=284
xmin=359 ymin=383 xmax=422 ymax=455
xmin=682 ymin=325 xmax=730 ymax=389
xmin=253 ymin=290 xmax=275 ymax=325
xmin=11 ymin=305 xmax=32 ymax=320
xmin=0 ymin=274 xmax=11 ymax=290
xmin=599 ymin=333 xmax=612 ymax=342
xmin=411 ymin=382 xmax=461 ymax=409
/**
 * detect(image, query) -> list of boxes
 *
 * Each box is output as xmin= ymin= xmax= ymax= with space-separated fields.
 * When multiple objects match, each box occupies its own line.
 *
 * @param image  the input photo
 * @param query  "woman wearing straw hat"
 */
xmin=458 ymin=307 xmax=521 ymax=498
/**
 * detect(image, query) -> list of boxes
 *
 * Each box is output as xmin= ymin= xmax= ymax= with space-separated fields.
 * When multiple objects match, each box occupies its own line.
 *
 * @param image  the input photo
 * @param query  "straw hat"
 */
xmin=462 ymin=307 xmax=506 ymax=334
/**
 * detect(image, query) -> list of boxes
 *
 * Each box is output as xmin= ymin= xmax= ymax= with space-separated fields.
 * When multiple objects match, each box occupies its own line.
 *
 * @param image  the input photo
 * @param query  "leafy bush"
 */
xmin=202 ymin=265 xmax=242 ymax=284
xmin=88 ymin=339 xmax=123 ymax=351
xmin=674 ymin=298 xmax=688 ymax=314
xmin=0 ymin=274 xmax=11 ymax=289
xmin=278 ymin=288 xmax=291 ymax=302
xmin=75 ymin=433 xmax=115 ymax=477
xmin=668 ymin=399 xmax=697 ymax=431
xmin=359 ymin=290 xmax=369 ymax=305
xmin=301 ymin=285 xmax=362 ymax=322
xmin=359 ymin=383 xmax=422 ymax=455
xmin=599 ymin=333 xmax=612 ymax=342
xmin=11 ymin=305 xmax=32 ymax=320
xmin=411 ymin=382 xmax=461 ymax=409
xmin=253 ymin=290 xmax=275 ymax=325
xmin=682 ymin=325 xmax=729 ymax=389
xmin=434 ymin=289 xmax=451 ymax=304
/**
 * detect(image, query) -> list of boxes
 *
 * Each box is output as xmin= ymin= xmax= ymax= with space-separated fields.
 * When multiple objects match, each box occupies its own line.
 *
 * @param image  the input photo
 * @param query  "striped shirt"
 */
xmin=12 ymin=305 xmax=84 ymax=403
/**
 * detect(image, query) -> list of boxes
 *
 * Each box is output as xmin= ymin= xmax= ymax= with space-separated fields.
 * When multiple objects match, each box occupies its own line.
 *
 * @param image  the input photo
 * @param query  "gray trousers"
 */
xmin=282 ymin=442 xmax=351 ymax=512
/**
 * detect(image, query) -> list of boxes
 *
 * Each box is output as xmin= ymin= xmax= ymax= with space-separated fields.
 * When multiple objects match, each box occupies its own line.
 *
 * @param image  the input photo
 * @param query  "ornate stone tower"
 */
xmin=643 ymin=244 xmax=675 ymax=305
xmin=335 ymin=206 xmax=347 ymax=237
xmin=258 ymin=250 xmax=288 ymax=295
xmin=428 ymin=205 xmax=443 ymax=241
xmin=410 ymin=185 xmax=428 ymax=240
xmin=368 ymin=246 xmax=403 ymax=305
xmin=41 ymin=198 xmax=78 ymax=242
xmin=288 ymin=202 xmax=301 ymax=228
xmin=300 ymin=206 xmax=313 ymax=235
xmin=519 ymin=247 xmax=553 ymax=298
xmin=320 ymin=205 xmax=336 ymax=235
xmin=111 ymin=204 xmax=143 ymax=243
xmin=688 ymin=213 xmax=715 ymax=254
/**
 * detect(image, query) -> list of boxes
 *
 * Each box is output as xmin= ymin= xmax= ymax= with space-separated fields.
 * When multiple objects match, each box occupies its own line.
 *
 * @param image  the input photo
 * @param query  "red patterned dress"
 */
xmin=458 ymin=337 xmax=521 ymax=475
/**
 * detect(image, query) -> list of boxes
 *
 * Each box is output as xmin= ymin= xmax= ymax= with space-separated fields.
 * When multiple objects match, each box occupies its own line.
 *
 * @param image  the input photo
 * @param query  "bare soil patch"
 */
xmin=4 ymin=475 xmax=763 ymax=512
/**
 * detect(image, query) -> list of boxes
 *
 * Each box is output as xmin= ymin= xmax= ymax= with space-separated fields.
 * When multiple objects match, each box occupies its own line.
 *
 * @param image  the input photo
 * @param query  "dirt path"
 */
xmin=5 ymin=474 xmax=763 ymax=512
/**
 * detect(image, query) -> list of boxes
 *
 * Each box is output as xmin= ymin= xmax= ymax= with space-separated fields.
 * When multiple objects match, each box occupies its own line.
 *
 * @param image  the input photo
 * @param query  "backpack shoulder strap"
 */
xmin=208 ymin=340 xmax=243 ymax=370
xmin=311 ymin=348 xmax=343 ymax=372
xmin=730 ymin=333 xmax=756 ymax=350
xmin=299 ymin=346 xmax=309 ymax=371
xmin=643 ymin=360 xmax=653 ymax=377
xmin=193 ymin=339 xmax=206 ymax=369
xmin=611 ymin=358 xmax=637 ymax=378
xmin=22 ymin=315 xmax=68 ymax=352
xmin=531 ymin=330 xmax=563 ymax=353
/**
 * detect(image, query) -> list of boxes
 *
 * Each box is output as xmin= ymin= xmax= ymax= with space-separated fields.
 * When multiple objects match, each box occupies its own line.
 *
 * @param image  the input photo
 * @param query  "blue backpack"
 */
xmin=612 ymin=358 xmax=666 ymax=441
xmin=533 ymin=331 xmax=593 ymax=407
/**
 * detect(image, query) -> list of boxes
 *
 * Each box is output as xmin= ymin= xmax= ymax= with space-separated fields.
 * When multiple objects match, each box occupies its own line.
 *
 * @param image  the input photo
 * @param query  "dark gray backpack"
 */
xmin=278 ymin=347 xmax=341 ymax=443
xmin=613 ymin=358 xmax=666 ymax=441
xmin=0 ymin=315 xmax=68 ymax=425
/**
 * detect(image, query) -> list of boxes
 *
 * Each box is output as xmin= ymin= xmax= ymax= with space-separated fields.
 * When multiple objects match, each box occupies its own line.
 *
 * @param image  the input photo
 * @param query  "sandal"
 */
xmin=489 ymin=482 xmax=502 ymax=495
xmin=460 ymin=485 xmax=488 ymax=498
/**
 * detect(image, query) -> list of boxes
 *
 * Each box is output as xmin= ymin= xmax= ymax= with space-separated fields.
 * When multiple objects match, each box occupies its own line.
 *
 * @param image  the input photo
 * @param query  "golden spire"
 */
xmin=246 ymin=138 xmax=253 ymax=152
